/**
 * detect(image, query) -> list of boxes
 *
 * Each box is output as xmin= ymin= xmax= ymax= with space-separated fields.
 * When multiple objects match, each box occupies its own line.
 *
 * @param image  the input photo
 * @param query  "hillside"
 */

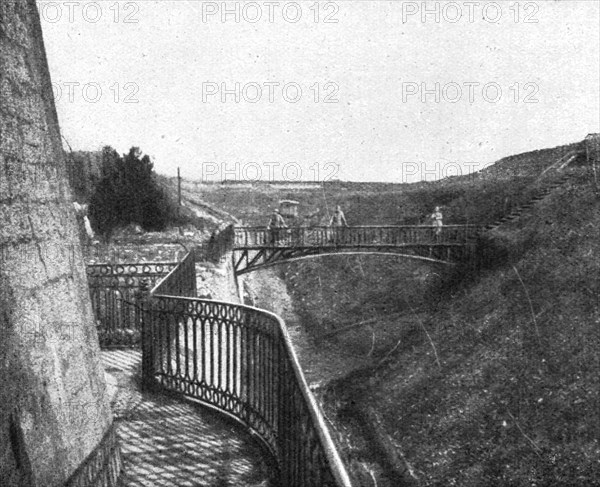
xmin=182 ymin=140 xmax=598 ymax=485
xmin=184 ymin=141 xmax=586 ymax=228
xmin=315 ymin=169 xmax=599 ymax=486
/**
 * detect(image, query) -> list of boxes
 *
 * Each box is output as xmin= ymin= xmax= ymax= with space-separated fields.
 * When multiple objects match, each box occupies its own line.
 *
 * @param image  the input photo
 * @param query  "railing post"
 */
xmin=138 ymin=279 xmax=156 ymax=391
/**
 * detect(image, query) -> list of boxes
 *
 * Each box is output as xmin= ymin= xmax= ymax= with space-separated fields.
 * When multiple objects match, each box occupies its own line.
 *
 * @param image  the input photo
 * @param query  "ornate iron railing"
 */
xmin=141 ymin=252 xmax=352 ymax=487
xmin=234 ymin=225 xmax=483 ymax=249
xmin=87 ymin=262 xmax=178 ymax=348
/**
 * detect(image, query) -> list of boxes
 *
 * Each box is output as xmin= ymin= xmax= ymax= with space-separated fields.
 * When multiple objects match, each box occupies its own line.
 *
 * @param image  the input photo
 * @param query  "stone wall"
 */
xmin=0 ymin=1 xmax=116 ymax=485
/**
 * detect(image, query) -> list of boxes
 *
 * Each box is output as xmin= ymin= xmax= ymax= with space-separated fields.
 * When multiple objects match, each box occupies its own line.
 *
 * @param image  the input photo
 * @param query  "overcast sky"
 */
xmin=39 ymin=1 xmax=600 ymax=183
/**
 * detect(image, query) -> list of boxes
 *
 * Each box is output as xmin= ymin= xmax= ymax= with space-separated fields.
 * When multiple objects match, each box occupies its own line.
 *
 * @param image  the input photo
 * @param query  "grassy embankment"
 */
xmin=184 ymin=141 xmax=598 ymax=485
xmin=281 ymin=144 xmax=599 ymax=486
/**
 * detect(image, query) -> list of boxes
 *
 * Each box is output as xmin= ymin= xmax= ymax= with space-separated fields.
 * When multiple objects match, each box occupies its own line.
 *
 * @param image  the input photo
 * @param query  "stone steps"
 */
xmin=478 ymin=170 xmax=575 ymax=234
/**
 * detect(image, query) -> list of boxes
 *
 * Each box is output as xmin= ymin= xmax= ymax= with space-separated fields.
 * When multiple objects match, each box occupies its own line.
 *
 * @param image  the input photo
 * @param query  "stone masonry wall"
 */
xmin=0 ymin=1 xmax=113 ymax=485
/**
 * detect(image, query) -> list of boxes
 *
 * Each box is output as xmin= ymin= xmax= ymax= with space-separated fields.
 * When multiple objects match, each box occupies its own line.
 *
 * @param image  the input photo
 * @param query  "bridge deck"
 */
xmin=102 ymin=350 xmax=275 ymax=487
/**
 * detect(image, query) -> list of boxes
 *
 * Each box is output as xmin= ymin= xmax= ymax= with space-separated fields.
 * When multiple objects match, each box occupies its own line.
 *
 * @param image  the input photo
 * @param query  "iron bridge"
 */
xmin=233 ymin=225 xmax=482 ymax=275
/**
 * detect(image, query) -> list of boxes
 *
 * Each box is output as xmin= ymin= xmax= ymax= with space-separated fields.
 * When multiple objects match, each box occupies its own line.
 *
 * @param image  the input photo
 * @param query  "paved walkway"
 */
xmin=101 ymin=350 xmax=275 ymax=487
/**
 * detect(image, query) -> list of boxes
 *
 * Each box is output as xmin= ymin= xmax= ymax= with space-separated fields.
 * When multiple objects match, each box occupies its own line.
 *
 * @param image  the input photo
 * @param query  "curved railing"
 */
xmin=141 ymin=251 xmax=352 ymax=487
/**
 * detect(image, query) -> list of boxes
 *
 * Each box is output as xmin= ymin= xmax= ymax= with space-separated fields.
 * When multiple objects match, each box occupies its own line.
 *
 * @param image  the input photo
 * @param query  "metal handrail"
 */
xmin=143 ymin=252 xmax=353 ymax=486
xmin=233 ymin=225 xmax=483 ymax=249
xmin=235 ymin=224 xmax=482 ymax=230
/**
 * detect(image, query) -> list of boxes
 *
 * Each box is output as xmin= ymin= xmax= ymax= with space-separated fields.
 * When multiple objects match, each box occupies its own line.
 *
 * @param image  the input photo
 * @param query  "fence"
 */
xmin=141 ymin=251 xmax=352 ymax=487
xmin=87 ymin=262 xmax=178 ymax=348
xmin=87 ymin=222 xmax=235 ymax=348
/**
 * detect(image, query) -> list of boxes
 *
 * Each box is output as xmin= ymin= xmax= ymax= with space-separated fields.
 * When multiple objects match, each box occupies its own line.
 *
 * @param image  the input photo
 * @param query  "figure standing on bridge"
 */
xmin=430 ymin=206 xmax=443 ymax=238
xmin=329 ymin=205 xmax=348 ymax=245
xmin=267 ymin=208 xmax=287 ymax=246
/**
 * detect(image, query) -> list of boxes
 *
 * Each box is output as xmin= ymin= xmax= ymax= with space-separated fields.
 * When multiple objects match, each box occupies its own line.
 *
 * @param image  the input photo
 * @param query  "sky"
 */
xmin=38 ymin=0 xmax=600 ymax=183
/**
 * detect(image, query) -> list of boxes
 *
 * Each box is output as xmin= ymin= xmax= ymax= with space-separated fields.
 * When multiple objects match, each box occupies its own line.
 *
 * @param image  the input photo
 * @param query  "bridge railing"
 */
xmin=141 ymin=252 xmax=352 ymax=487
xmin=234 ymin=225 xmax=483 ymax=248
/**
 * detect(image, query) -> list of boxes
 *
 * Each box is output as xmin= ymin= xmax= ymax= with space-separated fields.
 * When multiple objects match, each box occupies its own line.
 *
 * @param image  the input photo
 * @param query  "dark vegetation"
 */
xmin=87 ymin=147 xmax=174 ymax=239
xmin=67 ymin=146 xmax=204 ymax=241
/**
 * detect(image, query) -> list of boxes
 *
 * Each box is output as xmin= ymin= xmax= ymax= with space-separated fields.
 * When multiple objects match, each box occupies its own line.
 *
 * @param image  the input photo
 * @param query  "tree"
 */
xmin=89 ymin=146 xmax=172 ymax=240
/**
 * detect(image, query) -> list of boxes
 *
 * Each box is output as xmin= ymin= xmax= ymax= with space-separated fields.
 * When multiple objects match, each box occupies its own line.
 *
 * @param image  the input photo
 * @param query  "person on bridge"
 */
xmin=267 ymin=208 xmax=287 ymax=245
xmin=329 ymin=205 xmax=348 ymax=244
xmin=330 ymin=205 xmax=348 ymax=227
xmin=430 ymin=206 xmax=443 ymax=237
